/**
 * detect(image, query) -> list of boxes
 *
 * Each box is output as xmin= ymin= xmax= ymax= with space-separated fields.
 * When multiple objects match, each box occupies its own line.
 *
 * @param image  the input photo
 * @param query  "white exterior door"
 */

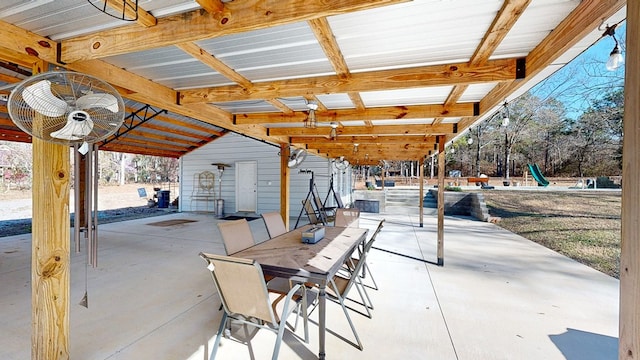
xmin=235 ymin=161 xmax=257 ymax=212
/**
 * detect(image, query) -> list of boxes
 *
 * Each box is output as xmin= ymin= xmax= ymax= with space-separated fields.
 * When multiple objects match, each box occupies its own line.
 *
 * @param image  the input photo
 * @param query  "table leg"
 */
xmin=318 ymin=283 xmax=326 ymax=359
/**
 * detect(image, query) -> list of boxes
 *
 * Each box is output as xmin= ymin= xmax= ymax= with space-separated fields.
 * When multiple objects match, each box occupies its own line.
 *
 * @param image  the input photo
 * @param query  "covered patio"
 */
xmin=0 ymin=209 xmax=618 ymax=359
xmin=0 ymin=1 xmax=635 ymax=358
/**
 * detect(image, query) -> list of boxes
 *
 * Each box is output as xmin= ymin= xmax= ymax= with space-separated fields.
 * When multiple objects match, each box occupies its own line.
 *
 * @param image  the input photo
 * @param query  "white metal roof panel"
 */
xmin=212 ymin=100 xmax=278 ymax=114
xmin=196 ymin=22 xmax=335 ymax=83
xmin=459 ymin=83 xmax=499 ymax=103
xmin=328 ymin=0 xmax=503 ymax=72
xmin=2 ymin=0 xmax=199 ymax=40
xmin=361 ymin=86 xmax=454 ymax=107
xmin=316 ymin=94 xmax=356 ymax=110
xmin=492 ymin=0 xmax=581 ymax=60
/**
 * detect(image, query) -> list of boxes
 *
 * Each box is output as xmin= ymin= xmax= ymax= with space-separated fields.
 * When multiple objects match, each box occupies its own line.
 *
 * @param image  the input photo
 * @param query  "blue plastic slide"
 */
xmin=527 ymin=163 xmax=550 ymax=187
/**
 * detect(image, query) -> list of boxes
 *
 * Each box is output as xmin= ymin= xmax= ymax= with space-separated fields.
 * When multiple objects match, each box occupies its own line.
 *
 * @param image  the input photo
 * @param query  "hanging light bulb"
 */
xmin=602 ymin=24 xmax=624 ymax=71
xmin=304 ymin=102 xmax=318 ymax=128
xmin=606 ymin=45 xmax=623 ymax=71
xmin=501 ymin=101 xmax=510 ymax=127
xmin=353 ymin=143 xmax=359 ymax=154
xmin=329 ymin=122 xmax=338 ymax=140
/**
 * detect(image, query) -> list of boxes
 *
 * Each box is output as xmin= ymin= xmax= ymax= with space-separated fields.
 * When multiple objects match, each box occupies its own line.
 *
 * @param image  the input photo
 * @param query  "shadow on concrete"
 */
xmin=549 ymin=327 xmax=618 ymax=360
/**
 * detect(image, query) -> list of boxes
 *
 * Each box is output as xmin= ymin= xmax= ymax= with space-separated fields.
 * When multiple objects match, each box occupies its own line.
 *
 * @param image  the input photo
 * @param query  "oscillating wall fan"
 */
xmin=334 ymin=156 xmax=350 ymax=171
xmin=7 ymin=71 xmax=125 ymax=147
xmin=7 ymin=71 xmax=126 ymax=308
xmin=287 ymin=148 xmax=307 ymax=168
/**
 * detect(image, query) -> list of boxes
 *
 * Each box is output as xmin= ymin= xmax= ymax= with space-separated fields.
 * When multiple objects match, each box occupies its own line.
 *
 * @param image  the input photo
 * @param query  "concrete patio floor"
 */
xmin=0 ymin=207 xmax=619 ymax=359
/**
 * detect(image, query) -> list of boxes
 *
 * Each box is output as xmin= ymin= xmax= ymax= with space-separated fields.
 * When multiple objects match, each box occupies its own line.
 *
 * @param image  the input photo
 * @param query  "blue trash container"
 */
xmin=158 ymin=190 xmax=170 ymax=208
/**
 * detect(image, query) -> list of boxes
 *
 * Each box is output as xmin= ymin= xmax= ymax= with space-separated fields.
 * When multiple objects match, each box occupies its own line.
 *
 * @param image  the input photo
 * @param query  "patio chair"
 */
xmin=348 ymin=219 xmax=385 ymax=293
xmin=261 ymin=212 xmax=287 ymax=239
xmin=321 ymin=233 xmax=379 ymax=351
xmin=334 ymin=208 xmax=360 ymax=227
xmin=199 ymin=252 xmax=310 ymax=360
xmin=217 ymin=218 xmax=255 ymax=255
xmin=302 ymin=199 xmax=322 ymax=225
xmin=336 ymin=219 xmax=385 ymax=322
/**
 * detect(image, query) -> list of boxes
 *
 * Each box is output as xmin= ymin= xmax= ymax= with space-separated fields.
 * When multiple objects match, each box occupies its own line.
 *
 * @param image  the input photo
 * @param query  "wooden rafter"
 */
xmin=179 ymin=58 xmax=519 ymax=104
xmin=268 ymin=123 xmax=454 ymax=137
xmin=480 ymin=0 xmax=626 ymax=115
xmin=290 ymin=135 xmax=436 ymax=145
xmin=60 ymin=0 xmax=408 ymax=63
xmin=308 ymin=17 xmax=365 ymax=111
xmin=235 ymin=103 xmax=475 ymax=124
xmin=433 ymin=0 xmax=531 ymax=127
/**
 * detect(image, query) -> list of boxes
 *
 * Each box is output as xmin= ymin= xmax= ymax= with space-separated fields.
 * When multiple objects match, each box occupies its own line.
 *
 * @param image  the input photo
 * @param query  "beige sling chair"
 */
xmin=347 ymin=219 xmax=385 ymax=294
xmin=261 ymin=212 xmax=287 ymax=239
xmin=199 ymin=252 xmax=311 ymax=360
xmin=334 ymin=208 xmax=360 ymax=227
xmin=217 ymin=218 xmax=255 ymax=255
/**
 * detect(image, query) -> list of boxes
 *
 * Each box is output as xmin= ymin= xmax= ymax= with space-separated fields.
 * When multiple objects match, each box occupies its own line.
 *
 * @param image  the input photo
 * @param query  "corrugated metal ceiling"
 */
xmin=0 ymin=0 xmax=628 ymax=163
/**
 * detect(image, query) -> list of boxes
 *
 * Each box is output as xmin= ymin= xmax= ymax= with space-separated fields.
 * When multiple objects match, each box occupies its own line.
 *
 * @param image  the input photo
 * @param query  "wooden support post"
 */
xmin=620 ymin=3 xmax=640 ymax=359
xmin=437 ymin=140 xmax=445 ymax=266
xmin=31 ymin=60 xmax=71 ymax=360
xmin=419 ymin=157 xmax=424 ymax=227
xmin=280 ymin=144 xmax=290 ymax=230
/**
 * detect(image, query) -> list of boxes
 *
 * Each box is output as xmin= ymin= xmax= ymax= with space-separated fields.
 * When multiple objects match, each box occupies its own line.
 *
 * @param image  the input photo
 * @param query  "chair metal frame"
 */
xmin=199 ymin=252 xmax=310 ymax=360
xmin=351 ymin=219 xmax=385 ymax=293
xmin=324 ymin=234 xmax=377 ymax=350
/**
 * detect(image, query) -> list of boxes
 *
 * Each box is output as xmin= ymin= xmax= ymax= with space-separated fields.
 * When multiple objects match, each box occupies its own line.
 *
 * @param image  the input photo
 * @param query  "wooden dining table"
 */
xmin=234 ymin=224 xmax=368 ymax=360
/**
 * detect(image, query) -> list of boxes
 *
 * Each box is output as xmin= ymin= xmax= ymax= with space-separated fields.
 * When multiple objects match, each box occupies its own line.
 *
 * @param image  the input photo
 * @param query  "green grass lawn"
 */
xmin=481 ymin=191 xmax=621 ymax=278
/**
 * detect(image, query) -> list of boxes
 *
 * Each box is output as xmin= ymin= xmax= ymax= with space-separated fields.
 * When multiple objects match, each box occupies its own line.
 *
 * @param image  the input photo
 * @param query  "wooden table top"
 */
xmin=235 ymin=225 xmax=369 ymax=283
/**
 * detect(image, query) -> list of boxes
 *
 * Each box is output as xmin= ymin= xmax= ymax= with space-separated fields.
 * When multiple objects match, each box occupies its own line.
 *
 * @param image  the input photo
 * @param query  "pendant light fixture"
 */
xmin=602 ymin=24 xmax=623 ymax=71
xmin=304 ymin=102 xmax=318 ymax=128
xmin=329 ymin=122 xmax=338 ymax=140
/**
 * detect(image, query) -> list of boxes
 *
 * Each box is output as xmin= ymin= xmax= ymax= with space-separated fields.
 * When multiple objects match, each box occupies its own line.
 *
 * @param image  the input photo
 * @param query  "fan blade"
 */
xmin=22 ymin=80 xmax=67 ymax=117
xmin=50 ymin=111 xmax=94 ymax=140
xmin=76 ymin=93 xmax=119 ymax=112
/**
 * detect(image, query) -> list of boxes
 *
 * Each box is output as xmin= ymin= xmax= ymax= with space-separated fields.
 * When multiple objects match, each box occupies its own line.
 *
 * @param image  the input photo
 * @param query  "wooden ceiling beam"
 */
xmin=470 ymin=0 xmax=532 ymax=66
xmin=175 ymin=42 xmax=251 ymax=88
xmin=0 ymin=22 xmax=57 ymax=64
xmin=153 ymin=113 xmax=224 ymax=137
xmin=310 ymin=143 xmax=436 ymax=153
xmin=179 ymin=58 xmax=518 ymax=104
xmin=236 ymin=103 xmax=475 ymax=124
xmin=326 ymin=151 xmax=431 ymax=163
xmin=175 ymin=42 xmax=293 ymax=114
xmin=268 ymin=123 xmax=454 ymax=136
xmin=480 ymin=0 xmax=626 ymax=115
xmin=65 ymin=60 xmax=285 ymax=143
xmin=60 ymin=0 xmax=407 ymax=63
xmin=308 ymin=17 xmax=365 ymax=111
xmin=0 ymin=128 xmax=32 ymax=142
xmin=290 ymin=135 xmax=437 ymax=144
xmin=100 ymin=142 xmax=184 ymax=158
xmin=195 ymin=0 xmax=225 ymax=14
xmin=102 ymin=134 xmax=190 ymax=152
xmin=433 ymin=0 xmax=531 ymax=127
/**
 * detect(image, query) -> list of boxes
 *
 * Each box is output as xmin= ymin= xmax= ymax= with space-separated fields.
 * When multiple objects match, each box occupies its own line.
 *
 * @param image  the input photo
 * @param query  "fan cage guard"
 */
xmin=87 ymin=0 xmax=139 ymax=21
xmin=8 ymin=71 xmax=125 ymax=145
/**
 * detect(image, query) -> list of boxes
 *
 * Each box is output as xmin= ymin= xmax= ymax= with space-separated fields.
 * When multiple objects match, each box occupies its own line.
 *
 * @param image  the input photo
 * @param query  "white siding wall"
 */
xmin=180 ymin=133 xmax=352 ymax=219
